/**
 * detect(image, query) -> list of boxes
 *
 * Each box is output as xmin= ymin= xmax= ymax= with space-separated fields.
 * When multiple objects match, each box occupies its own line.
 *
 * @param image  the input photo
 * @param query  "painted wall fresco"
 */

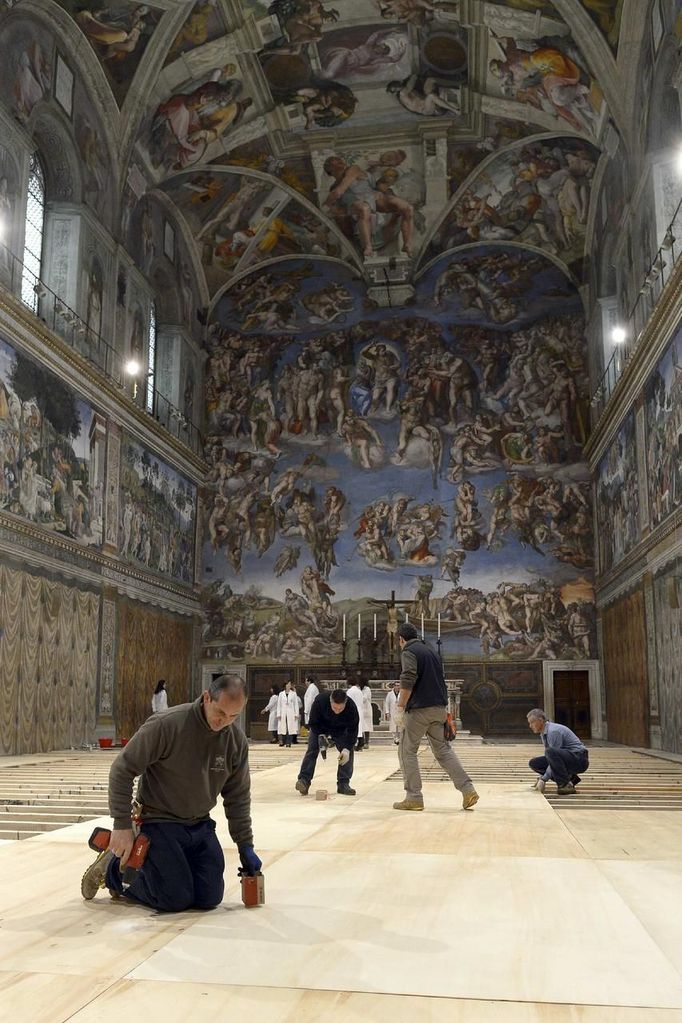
xmin=119 ymin=433 xmax=196 ymax=583
xmin=645 ymin=325 xmax=682 ymax=529
xmin=212 ymin=141 xmax=317 ymax=204
xmin=425 ymin=138 xmax=598 ymax=275
xmin=595 ymin=411 xmax=639 ymax=573
xmin=56 ymin=1 xmax=163 ymax=107
xmin=0 ymin=334 xmax=105 ymax=546
xmin=203 ymin=249 xmax=595 ymax=664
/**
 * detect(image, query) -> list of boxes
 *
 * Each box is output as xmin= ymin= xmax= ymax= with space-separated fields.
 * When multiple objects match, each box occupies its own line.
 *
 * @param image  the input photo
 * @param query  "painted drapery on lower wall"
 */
xmin=115 ymin=599 xmax=193 ymax=739
xmin=0 ymin=561 xmax=99 ymax=755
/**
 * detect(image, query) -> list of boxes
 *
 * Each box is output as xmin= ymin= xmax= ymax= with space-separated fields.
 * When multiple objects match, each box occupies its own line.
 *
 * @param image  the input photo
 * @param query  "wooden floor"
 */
xmin=2 ymin=743 xmax=682 ymax=1022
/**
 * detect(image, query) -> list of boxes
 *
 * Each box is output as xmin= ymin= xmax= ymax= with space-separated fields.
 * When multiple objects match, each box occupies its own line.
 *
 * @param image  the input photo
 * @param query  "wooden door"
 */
xmin=553 ymin=670 xmax=591 ymax=738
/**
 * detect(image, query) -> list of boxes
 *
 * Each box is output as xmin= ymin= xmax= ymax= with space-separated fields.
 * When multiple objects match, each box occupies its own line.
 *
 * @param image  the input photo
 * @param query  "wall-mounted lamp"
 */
xmin=611 ymin=326 xmax=627 ymax=345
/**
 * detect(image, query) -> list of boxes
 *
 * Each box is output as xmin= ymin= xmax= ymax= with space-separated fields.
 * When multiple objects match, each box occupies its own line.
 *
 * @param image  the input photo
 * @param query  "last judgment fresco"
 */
xmin=202 ymin=248 xmax=595 ymax=664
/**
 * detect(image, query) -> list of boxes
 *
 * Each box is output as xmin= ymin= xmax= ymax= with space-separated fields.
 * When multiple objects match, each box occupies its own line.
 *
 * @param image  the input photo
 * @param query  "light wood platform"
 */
xmin=1 ymin=745 xmax=682 ymax=1022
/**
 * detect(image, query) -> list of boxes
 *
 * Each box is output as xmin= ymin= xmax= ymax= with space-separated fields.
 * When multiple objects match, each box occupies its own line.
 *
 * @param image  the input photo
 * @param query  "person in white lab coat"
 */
xmin=346 ymin=679 xmax=364 ymax=750
xmin=384 ymin=680 xmax=401 ymax=744
xmin=151 ymin=679 xmax=168 ymax=714
xmin=260 ymin=685 xmax=280 ymax=743
xmin=277 ymin=680 xmax=300 ymax=747
xmin=359 ymin=679 xmax=374 ymax=748
xmin=303 ymin=675 xmax=320 ymax=726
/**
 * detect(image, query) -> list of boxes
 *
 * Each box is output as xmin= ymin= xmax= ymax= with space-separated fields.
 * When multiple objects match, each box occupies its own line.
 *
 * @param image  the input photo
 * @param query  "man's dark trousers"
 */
xmin=106 ymin=819 xmax=225 ymax=912
xmin=529 ymin=748 xmax=589 ymax=787
xmin=298 ymin=729 xmax=354 ymax=787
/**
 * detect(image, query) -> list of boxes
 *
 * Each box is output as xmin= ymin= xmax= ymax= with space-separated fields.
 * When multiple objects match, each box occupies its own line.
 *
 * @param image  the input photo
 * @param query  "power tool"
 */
xmin=88 ymin=826 xmax=150 ymax=884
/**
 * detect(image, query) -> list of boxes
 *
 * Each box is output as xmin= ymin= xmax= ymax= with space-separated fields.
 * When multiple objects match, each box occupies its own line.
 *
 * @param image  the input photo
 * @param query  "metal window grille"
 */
xmin=146 ymin=302 xmax=156 ymax=413
xmin=21 ymin=154 xmax=46 ymax=312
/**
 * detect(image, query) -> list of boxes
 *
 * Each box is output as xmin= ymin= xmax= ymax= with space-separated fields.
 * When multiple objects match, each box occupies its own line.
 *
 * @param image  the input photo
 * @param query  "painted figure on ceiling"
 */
xmin=320 ymin=28 xmax=407 ymax=79
xmin=387 ymin=74 xmax=461 ymax=117
xmin=151 ymin=67 xmax=252 ymax=170
xmin=13 ymin=42 xmax=51 ymax=121
xmin=77 ymin=5 xmax=150 ymax=60
xmin=489 ymin=35 xmax=598 ymax=134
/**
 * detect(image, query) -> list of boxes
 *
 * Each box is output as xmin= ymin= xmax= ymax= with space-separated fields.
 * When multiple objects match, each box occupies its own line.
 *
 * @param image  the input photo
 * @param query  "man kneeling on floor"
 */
xmin=295 ymin=688 xmax=359 ymax=797
xmin=81 ymin=673 xmax=262 ymax=910
xmin=527 ymin=708 xmax=589 ymax=795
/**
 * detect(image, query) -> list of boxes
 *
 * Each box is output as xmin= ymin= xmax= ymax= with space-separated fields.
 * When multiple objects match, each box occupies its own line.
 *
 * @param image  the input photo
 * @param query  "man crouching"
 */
xmin=81 ymin=673 xmax=262 ymax=911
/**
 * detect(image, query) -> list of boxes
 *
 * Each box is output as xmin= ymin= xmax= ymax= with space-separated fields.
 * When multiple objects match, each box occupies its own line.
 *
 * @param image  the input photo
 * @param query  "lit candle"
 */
xmin=421 ymin=613 xmax=424 ymax=639
xmin=373 ymin=613 xmax=377 ymax=640
xmin=342 ymin=613 xmax=346 ymax=640
xmin=437 ymin=612 xmax=441 ymax=639
xmin=405 ymin=612 xmax=409 ymax=623
xmin=357 ymin=612 xmax=361 ymax=639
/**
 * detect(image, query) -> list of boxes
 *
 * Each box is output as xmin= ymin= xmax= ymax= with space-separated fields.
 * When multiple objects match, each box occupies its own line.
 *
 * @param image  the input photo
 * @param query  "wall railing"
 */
xmin=0 ymin=241 xmax=203 ymax=453
xmin=592 ymin=194 xmax=682 ymax=419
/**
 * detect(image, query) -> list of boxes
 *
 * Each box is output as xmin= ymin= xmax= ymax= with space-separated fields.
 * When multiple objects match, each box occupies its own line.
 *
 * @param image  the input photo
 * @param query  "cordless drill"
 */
xmin=88 ymin=826 xmax=150 ymax=884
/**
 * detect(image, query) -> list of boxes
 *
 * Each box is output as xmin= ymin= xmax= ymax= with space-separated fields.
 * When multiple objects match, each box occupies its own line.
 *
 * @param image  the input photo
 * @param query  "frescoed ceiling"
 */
xmin=1 ymin=0 xmax=633 ymax=308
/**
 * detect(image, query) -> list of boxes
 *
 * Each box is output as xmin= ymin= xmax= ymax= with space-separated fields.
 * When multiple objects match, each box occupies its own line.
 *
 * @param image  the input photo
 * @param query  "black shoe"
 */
xmin=571 ymin=774 xmax=582 ymax=785
xmin=337 ymin=784 xmax=356 ymax=796
xmin=318 ymin=735 xmax=328 ymax=761
xmin=557 ymin=782 xmax=576 ymax=795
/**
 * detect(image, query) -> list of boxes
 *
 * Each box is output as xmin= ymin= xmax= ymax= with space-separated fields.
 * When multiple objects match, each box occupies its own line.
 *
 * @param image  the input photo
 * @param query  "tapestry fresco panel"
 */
xmin=644 ymin=325 xmax=682 ymax=529
xmin=118 ymin=432 xmax=196 ymax=583
xmin=0 ymin=334 xmax=105 ymax=546
xmin=595 ymin=410 xmax=640 ymax=573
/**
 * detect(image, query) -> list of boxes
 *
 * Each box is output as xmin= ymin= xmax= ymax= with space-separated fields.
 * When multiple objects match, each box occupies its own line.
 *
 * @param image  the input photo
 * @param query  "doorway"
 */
xmin=553 ymin=670 xmax=591 ymax=738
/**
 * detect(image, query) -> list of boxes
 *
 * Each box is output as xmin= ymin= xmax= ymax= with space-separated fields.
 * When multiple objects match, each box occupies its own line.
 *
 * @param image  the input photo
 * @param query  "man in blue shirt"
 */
xmin=527 ymin=708 xmax=589 ymax=795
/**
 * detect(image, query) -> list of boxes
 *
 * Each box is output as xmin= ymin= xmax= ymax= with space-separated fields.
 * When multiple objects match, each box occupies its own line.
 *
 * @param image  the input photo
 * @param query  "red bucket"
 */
xmin=98 ymin=738 xmax=113 ymax=748
xmin=120 ymin=738 xmax=128 ymax=747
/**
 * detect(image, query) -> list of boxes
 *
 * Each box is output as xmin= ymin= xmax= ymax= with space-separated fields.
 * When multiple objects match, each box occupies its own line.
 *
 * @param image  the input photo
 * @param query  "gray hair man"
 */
xmin=527 ymin=708 xmax=589 ymax=794
xmin=393 ymin=622 xmax=478 ymax=811
xmin=81 ymin=674 xmax=261 ymax=910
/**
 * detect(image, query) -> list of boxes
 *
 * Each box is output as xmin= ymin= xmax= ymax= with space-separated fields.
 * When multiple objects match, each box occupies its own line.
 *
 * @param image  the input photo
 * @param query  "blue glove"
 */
xmin=238 ymin=844 xmax=262 ymax=875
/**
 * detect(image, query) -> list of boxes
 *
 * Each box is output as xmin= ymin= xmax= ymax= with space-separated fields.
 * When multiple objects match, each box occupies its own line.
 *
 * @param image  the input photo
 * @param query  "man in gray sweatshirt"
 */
xmin=81 ymin=673 xmax=262 ymax=911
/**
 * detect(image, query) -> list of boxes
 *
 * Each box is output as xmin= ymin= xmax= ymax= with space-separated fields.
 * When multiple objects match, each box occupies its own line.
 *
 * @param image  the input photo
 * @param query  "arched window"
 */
xmin=146 ymin=301 xmax=157 ymax=413
xmin=21 ymin=153 xmax=46 ymax=312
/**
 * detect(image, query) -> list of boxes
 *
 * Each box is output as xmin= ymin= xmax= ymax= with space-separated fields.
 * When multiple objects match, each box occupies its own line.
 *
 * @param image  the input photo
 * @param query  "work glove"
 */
xmin=238 ymin=844 xmax=262 ymax=876
xmin=338 ymin=748 xmax=350 ymax=766
xmin=318 ymin=734 xmax=329 ymax=760
xmin=394 ymin=706 xmax=406 ymax=731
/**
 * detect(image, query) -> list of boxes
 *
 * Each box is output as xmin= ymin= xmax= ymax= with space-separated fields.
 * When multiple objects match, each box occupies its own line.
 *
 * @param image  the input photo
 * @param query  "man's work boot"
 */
xmin=393 ymin=798 xmax=424 ymax=811
xmin=337 ymin=784 xmax=356 ymax=795
xmin=557 ymin=782 xmax=576 ymax=795
xmin=295 ymin=779 xmax=310 ymax=796
xmin=462 ymin=790 xmax=479 ymax=810
xmin=318 ymin=735 xmax=328 ymax=761
xmin=81 ymin=848 xmax=115 ymax=900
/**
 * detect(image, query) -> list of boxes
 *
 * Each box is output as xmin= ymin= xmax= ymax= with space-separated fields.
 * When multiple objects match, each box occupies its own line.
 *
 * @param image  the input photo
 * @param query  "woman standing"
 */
xmin=359 ymin=679 xmax=374 ymax=749
xmin=151 ymin=679 xmax=168 ymax=713
xmin=261 ymin=685 xmax=280 ymax=743
xmin=277 ymin=680 xmax=300 ymax=747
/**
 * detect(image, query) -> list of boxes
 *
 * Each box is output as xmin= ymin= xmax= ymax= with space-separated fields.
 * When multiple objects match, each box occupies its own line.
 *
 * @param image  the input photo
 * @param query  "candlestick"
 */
xmin=357 ymin=612 xmax=361 ymax=640
xmin=421 ymin=613 xmax=424 ymax=639
xmin=437 ymin=612 xmax=441 ymax=639
xmin=342 ymin=613 xmax=346 ymax=640
xmin=405 ymin=612 xmax=409 ymax=623
xmin=373 ymin=613 xmax=377 ymax=640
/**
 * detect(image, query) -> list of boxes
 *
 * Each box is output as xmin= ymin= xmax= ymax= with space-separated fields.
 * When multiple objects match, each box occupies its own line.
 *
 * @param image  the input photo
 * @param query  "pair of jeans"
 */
xmin=529 ymin=748 xmax=589 ymax=787
xmin=106 ymin=819 xmax=225 ymax=912
xmin=297 ymin=729 xmax=354 ymax=787
xmin=399 ymin=705 xmax=474 ymax=800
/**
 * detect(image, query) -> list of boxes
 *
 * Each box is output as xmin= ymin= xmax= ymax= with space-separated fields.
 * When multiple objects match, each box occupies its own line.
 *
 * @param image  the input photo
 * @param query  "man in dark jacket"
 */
xmin=394 ymin=622 xmax=478 ymax=811
xmin=80 ymin=673 xmax=262 ymax=911
xmin=295 ymin=688 xmax=359 ymax=796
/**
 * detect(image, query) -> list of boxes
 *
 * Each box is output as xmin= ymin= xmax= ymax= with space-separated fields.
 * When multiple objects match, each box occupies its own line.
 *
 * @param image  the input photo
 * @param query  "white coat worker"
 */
xmin=346 ymin=678 xmax=364 ymax=750
xmin=359 ymin=679 xmax=374 ymax=748
xmin=303 ymin=675 xmax=320 ymax=726
xmin=151 ymin=679 xmax=168 ymax=713
xmin=260 ymin=685 xmax=279 ymax=744
xmin=384 ymin=680 xmax=401 ymax=744
xmin=277 ymin=680 xmax=300 ymax=747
